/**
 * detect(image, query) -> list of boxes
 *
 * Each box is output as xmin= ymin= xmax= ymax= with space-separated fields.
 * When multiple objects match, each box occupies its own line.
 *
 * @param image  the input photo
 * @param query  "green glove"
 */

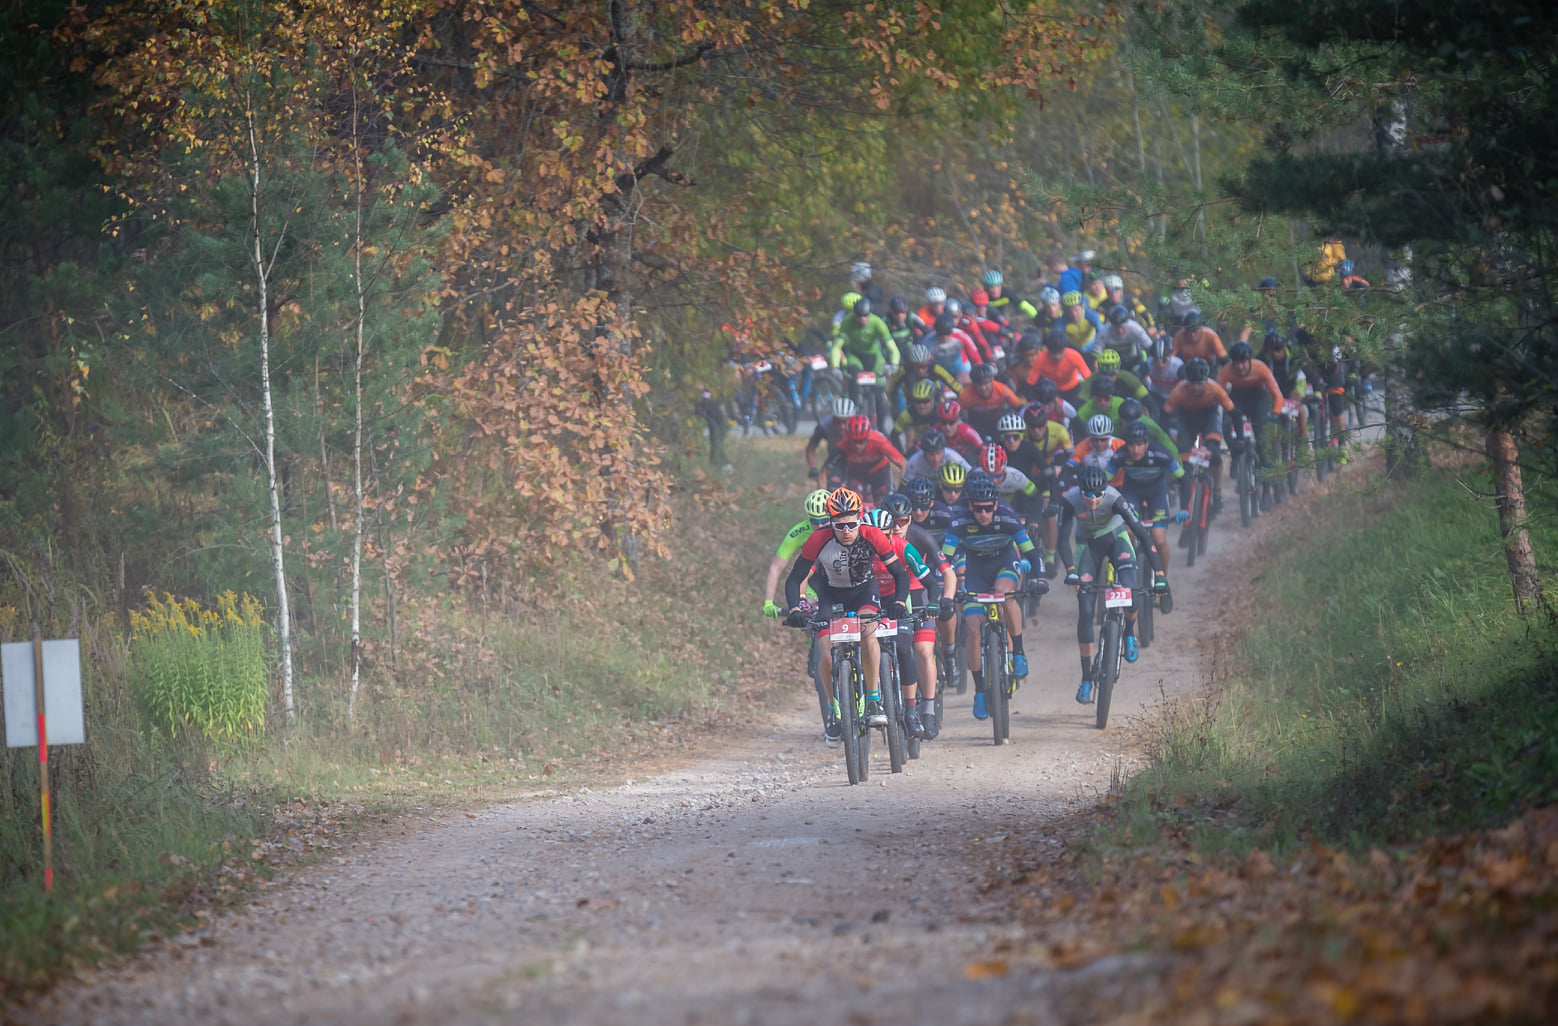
xmin=763 ymin=600 xmax=781 ymax=619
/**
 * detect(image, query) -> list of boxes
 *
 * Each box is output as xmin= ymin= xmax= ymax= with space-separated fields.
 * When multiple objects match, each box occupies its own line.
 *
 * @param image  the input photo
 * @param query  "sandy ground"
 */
xmin=23 ymin=503 xmax=1254 ymax=1026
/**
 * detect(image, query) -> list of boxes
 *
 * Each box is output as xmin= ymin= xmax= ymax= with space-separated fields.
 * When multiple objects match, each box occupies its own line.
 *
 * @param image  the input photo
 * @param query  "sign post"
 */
xmin=3 ymin=632 xmax=84 ymax=895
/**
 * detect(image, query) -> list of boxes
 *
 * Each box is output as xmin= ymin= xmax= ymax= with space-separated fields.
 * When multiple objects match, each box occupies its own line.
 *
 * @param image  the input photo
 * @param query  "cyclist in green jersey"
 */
xmin=1076 ymin=347 xmax=1149 ymax=403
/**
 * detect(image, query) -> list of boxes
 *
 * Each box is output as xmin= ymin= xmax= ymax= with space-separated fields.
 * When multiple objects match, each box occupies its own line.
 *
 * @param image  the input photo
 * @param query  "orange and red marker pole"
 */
xmin=33 ymin=628 xmax=52 ymax=894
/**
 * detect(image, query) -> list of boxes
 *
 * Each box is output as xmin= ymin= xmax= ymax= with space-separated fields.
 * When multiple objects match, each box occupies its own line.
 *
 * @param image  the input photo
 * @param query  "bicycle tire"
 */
xmin=952 ymin=620 xmax=969 ymax=694
xmin=1182 ymin=481 xmax=1202 ymax=568
xmin=880 ymin=643 xmax=906 ymax=774
xmin=983 ymin=625 xmax=1007 ymax=746
xmin=1238 ymin=452 xmax=1255 ymax=528
xmin=1287 ymin=436 xmax=1300 ymax=495
xmin=837 ymin=650 xmax=863 ymax=785
xmin=1095 ymin=618 xmax=1120 ymax=730
xmin=1136 ymin=589 xmax=1154 ymax=650
xmin=1196 ymin=484 xmax=1210 ymax=556
xmin=994 ymin=631 xmax=1011 ymax=744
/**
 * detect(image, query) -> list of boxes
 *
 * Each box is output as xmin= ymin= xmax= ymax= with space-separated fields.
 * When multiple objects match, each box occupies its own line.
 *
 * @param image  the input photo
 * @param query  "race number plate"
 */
xmin=991 ymin=345 xmax=1005 ymax=361
xmin=1187 ymin=447 xmax=1211 ymax=468
xmin=1281 ymin=398 xmax=1302 ymax=416
xmin=876 ymin=618 xmax=898 ymax=637
xmin=971 ymin=593 xmax=1006 ymax=605
xmin=855 ymin=372 xmax=877 ymax=386
xmin=830 ymin=619 xmax=862 ymax=643
xmin=1104 ymin=586 xmax=1134 ymax=609
xmin=753 ymin=360 xmax=772 ymax=373
xmin=810 ymin=355 xmax=829 ymax=370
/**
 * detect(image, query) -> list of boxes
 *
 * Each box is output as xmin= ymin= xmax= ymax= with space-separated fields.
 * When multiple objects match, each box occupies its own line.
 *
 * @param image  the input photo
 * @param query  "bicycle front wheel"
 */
xmin=1095 ymin=618 xmax=1120 ymax=730
xmin=983 ymin=626 xmax=1008 ymax=746
xmin=1238 ymin=452 xmax=1256 ymax=527
xmin=837 ymin=650 xmax=864 ymax=785
xmin=1136 ymin=590 xmax=1154 ymax=650
xmin=881 ymin=645 xmax=906 ymax=774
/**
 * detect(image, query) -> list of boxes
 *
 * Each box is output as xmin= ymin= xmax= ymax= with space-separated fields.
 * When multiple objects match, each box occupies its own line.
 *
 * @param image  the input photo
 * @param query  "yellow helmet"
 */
xmin=1061 ymin=290 xmax=1083 ymax=307
xmin=804 ymin=489 xmax=831 ymax=520
xmin=908 ymin=378 xmax=938 ymax=402
xmin=840 ymin=291 xmax=862 ymax=313
xmin=939 ymin=462 xmax=967 ymax=489
xmin=1095 ymin=348 xmax=1122 ymax=371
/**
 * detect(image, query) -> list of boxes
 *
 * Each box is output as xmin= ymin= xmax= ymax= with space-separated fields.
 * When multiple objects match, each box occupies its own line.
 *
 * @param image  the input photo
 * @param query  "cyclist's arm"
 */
xmin=783 ymin=554 xmax=816 ymax=609
xmin=1114 ymin=497 xmax=1163 ymax=575
xmin=1145 ymin=416 xmax=1175 ymax=455
xmin=933 ymin=364 xmax=960 ymax=392
xmin=1052 ymin=503 xmax=1077 ymax=571
xmin=1117 ymin=370 xmax=1150 ymax=400
xmin=875 ymin=320 xmax=901 ymax=366
xmin=1259 ymin=364 xmax=1284 ymax=414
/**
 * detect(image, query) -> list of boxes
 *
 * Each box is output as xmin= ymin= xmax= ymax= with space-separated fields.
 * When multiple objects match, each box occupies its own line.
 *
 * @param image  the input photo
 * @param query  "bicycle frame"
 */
xmin=965 ymin=591 xmax=1016 ymax=746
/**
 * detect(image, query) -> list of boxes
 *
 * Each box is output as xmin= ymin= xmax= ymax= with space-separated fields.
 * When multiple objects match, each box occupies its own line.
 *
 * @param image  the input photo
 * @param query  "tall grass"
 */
xmin=1119 ymin=464 xmax=1558 ymax=851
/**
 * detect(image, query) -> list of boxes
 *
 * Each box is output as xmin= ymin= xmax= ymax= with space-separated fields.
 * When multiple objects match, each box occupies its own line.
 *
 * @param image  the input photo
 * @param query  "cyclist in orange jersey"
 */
xmin=1025 ymin=329 xmax=1091 ymax=404
xmin=1163 ymin=357 xmax=1236 ymax=513
xmin=958 ymin=363 xmax=1023 ymax=439
xmin=1171 ymin=309 xmax=1228 ymax=368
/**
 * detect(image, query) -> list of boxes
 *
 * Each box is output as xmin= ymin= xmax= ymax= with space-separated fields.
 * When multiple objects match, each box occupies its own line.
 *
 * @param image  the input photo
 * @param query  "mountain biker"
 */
xmin=1103 ymin=274 xmax=1155 ymax=334
xmin=804 ymin=396 xmax=859 ymax=486
xmin=1107 ymin=420 xmax=1184 ymax=571
xmin=830 ymin=291 xmax=861 ymax=334
xmin=904 ymin=474 xmax=961 ymax=675
xmin=883 ymin=295 xmax=916 ymax=387
xmin=1261 ymin=330 xmax=1311 ymax=438
xmin=902 ymin=427 xmax=971 ymax=483
xmin=893 ymin=377 xmax=945 ymax=451
xmin=1030 ymin=375 xmax=1079 ymax=427
xmin=1008 ymin=405 xmax=1072 ymax=575
xmin=1061 ymin=290 xmax=1103 ymax=354
xmin=923 ymin=311 xmax=981 ymax=384
xmin=762 ymin=489 xmax=833 ymax=735
xmin=783 ymin=488 xmax=911 ymax=743
xmin=839 ymin=414 xmax=906 ymax=501
xmin=1068 ymin=413 xmax=1124 ymax=478
xmin=959 ymin=363 xmax=1024 ymax=439
xmin=914 ymin=286 xmax=948 ymax=338
xmin=1143 ymin=336 xmax=1183 ymax=422
xmin=978 ymin=440 xmax=1042 ymax=520
xmin=1006 ymin=334 xmax=1044 ymax=397
xmin=1031 ymin=285 xmax=1065 ymax=333
xmin=945 ymin=298 xmax=996 ymax=365
xmin=1059 ymin=249 xmax=1093 ymax=296
xmin=1053 ymin=465 xmax=1168 ymax=704
xmin=965 ymin=290 xmax=1009 ymax=349
xmin=1217 ymin=340 xmax=1285 ymax=479
xmin=936 ymin=398 xmax=985 ymax=464
xmin=1115 ymin=396 xmax=1178 ymax=459
xmin=942 ymin=474 xmax=1045 ymax=719
xmin=1171 ymin=309 xmax=1228 ymax=367
xmin=887 ymin=341 xmax=959 ymax=417
xmin=863 ymin=504 xmax=934 ymax=738
xmin=1077 ymin=347 xmax=1149 ymax=406
xmin=831 ymin=298 xmax=900 ymax=424
xmin=1163 ymin=356 xmax=1235 ymax=514
xmin=884 ymin=495 xmax=956 ymax=740
xmin=1025 ymin=329 xmax=1091 ymax=404
xmin=1100 ymin=305 xmax=1154 ymax=376
xmin=1337 ymin=259 xmax=1370 ymax=290
xmin=851 ymin=261 xmax=885 ymax=310
xmin=1073 ymin=373 xmax=1124 ymax=439
xmin=979 ymin=269 xmax=1038 ymax=329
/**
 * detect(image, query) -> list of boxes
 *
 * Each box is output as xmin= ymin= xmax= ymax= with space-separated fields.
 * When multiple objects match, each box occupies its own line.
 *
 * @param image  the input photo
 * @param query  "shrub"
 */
xmin=128 ymin=592 xmax=270 ymax=739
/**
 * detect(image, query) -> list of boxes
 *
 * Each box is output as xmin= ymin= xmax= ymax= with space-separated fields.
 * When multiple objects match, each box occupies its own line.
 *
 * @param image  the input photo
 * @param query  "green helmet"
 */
xmin=908 ymin=378 xmax=938 ymax=402
xmin=1095 ymin=348 xmax=1122 ymax=371
xmin=840 ymin=291 xmax=862 ymax=313
xmin=804 ymin=489 xmax=831 ymax=520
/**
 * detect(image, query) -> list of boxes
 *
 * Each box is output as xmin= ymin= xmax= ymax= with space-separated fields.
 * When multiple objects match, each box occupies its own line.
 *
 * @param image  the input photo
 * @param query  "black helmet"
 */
xmin=1228 ymin=340 xmax=1253 ymax=361
xmin=1090 ymin=374 xmax=1115 ymax=400
xmin=1022 ymin=402 xmax=1048 ymax=427
xmin=967 ymin=475 xmax=999 ymax=504
xmin=1151 ymin=337 xmax=1172 ymax=362
xmin=1258 ymin=276 xmax=1279 ymax=290
xmin=1077 ymin=465 xmax=1110 ymax=495
xmin=905 ymin=476 xmax=936 ymax=505
xmin=1043 ymin=328 xmax=1068 ymax=350
xmin=1017 ymin=332 xmax=1041 ymax=354
xmin=887 ymin=293 xmax=908 ymax=314
xmin=918 ymin=428 xmax=946 ymax=453
xmin=852 ymin=297 xmax=872 ymax=317
xmin=1185 ymin=357 xmax=1211 ymax=382
xmin=1107 ymin=304 xmax=1131 ymax=326
xmin=1034 ymin=377 xmax=1059 ymax=403
xmin=1181 ymin=308 xmax=1201 ymax=328
xmin=1118 ymin=397 xmax=1144 ymax=422
xmin=882 ymin=493 xmax=913 ymax=520
xmin=1121 ymin=420 xmax=1150 ymax=445
xmin=965 ymin=468 xmax=993 ymax=491
xmin=1262 ymin=330 xmax=1285 ymax=351
xmin=934 ymin=311 xmax=955 ymax=334
xmin=970 ymin=363 xmax=996 ymax=385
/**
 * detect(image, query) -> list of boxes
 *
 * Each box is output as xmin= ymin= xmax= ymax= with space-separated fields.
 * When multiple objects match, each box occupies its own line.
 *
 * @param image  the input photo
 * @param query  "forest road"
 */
xmin=24 ymin=519 xmax=1247 ymax=1026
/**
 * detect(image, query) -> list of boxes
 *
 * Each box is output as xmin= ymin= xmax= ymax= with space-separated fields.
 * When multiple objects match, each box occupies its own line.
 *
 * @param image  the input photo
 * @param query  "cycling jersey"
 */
xmin=1217 ymin=359 xmax=1285 ymax=415
xmin=958 ymin=380 xmax=1023 ymax=418
xmin=1069 ymin=437 xmax=1125 ymax=474
xmin=1051 ymin=486 xmax=1162 ymax=559
xmin=942 ymin=421 xmax=985 ymax=463
xmin=991 ymin=467 xmax=1041 ymax=517
xmin=1145 ymin=357 xmax=1184 ymax=399
xmin=892 ymin=407 xmax=941 ymax=445
xmin=1078 ymin=369 xmax=1149 ymax=403
xmin=874 ymin=534 xmax=931 ymax=600
xmin=1037 ymin=397 xmax=1079 ymax=424
xmin=1163 ymin=380 xmax=1235 ymax=415
xmin=785 ymin=524 xmax=908 ymax=607
xmin=830 ymin=314 xmax=899 ymax=372
xmin=773 ymin=519 xmax=816 ymax=564
xmin=1107 ymin=442 xmax=1184 ymax=492
xmin=887 ymin=364 xmax=959 ymax=408
xmin=1262 ymin=352 xmax=1310 ymax=398
xmin=1073 ymin=395 xmax=1124 ymax=433
xmin=902 ymin=448 xmax=969 ymax=482
xmin=924 ymin=328 xmax=982 ymax=376
xmin=942 ymin=501 xmax=1038 ymax=564
xmin=1025 ymin=348 xmax=1091 ymax=392
xmin=1102 ymin=321 xmax=1153 ymax=366
xmin=916 ymin=501 xmax=956 ymax=549
xmin=1064 ymin=307 xmax=1104 ymax=353
xmin=1172 ymin=326 xmax=1227 ymax=364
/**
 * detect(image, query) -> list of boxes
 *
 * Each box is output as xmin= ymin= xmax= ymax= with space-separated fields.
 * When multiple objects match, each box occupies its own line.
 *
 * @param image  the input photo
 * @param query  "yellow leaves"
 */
xmin=962 ymin=960 xmax=1009 ymax=980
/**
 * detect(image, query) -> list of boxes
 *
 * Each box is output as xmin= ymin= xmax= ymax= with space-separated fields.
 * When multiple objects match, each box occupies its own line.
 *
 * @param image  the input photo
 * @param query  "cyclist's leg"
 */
xmin=1109 ymin=529 xmax=1141 ymax=633
xmin=1074 ymin=541 xmax=1102 ymax=678
xmin=858 ymin=592 xmax=884 ymax=698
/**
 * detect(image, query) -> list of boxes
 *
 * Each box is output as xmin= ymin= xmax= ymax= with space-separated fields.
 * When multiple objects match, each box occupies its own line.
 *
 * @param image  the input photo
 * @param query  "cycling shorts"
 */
xmin=1175 ymin=405 xmax=1224 ymax=445
xmin=959 ymin=555 xmax=1022 ymax=615
xmin=1121 ymin=483 xmax=1171 ymax=527
xmin=812 ymin=580 xmax=881 ymax=621
xmin=1074 ymin=531 xmax=1138 ymax=645
xmin=1326 ymin=391 xmax=1349 ymax=418
xmin=882 ymin=627 xmax=919 ymax=688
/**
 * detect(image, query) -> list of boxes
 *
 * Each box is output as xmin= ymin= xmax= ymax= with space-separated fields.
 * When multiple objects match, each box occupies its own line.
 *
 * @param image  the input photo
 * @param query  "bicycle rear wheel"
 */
xmin=1095 ymin=618 xmax=1120 ymax=730
xmin=1182 ymin=481 xmax=1203 ymax=568
xmin=837 ymin=651 xmax=863 ymax=785
xmin=1238 ymin=452 xmax=1256 ymax=527
xmin=952 ymin=619 xmax=969 ymax=694
xmin=880 ymin=645 xmax=906 ymax=774
xmin=1136 ymin=589 xmax=1154 ymax=650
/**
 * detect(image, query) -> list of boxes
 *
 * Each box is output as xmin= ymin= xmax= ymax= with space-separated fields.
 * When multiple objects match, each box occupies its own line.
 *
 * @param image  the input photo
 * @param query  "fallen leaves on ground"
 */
xmin=980 ymin=805 xmax=1558 ymax=1024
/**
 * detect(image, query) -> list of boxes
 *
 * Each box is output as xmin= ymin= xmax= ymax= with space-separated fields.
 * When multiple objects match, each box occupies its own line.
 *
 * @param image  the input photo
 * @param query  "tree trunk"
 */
xmin=1485 ymin=429 xmax=1541 ymax=613
xmin=1126 ymin=62 xmax=1147 ymax=175
xmin=1374 ymin=91 xmax=1427 ymax=477
xmin=348 ymin=80 xmax=367 ymax=725
xmin=247 ymin=89 xmax=296 ymax=724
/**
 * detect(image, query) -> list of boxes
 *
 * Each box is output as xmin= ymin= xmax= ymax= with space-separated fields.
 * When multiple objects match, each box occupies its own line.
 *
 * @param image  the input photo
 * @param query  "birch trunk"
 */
xmin=1485 ymin=429 xmax=1541 ymax=613
xmin=1375 ymin=92 xmax=1426 ymax=476
xmin=348 ymin=81 xmax=367 ymax=724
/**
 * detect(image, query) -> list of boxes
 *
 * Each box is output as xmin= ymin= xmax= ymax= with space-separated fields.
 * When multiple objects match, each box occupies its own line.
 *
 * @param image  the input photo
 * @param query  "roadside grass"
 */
xmin=0 ymin=432 xmax=810 ymax=998
xmin=1111 ymin=461 xmax=1558 ymax=854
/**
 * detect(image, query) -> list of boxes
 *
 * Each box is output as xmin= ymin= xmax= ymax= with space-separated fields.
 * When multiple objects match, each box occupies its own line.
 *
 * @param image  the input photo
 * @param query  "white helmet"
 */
xmin=1103 ymin=274 xmax=1124 ymax=290
xmin=997 ymin=412 xmax=1025 ymax=435
xmin=831 ymin=397 xmax=859 ymax=420
xmin=924 ymin=286 xmax=946 ymax=303
xmin=1086 ymin=413 xmax=1115 ymax=439
xmin=851 ymin=261 xmax=872 ymax=282
xmin=1040 ymin=286 xmax=1061 ymax=305
xmin=1074 ymin=249 xmax=1096 ymax=264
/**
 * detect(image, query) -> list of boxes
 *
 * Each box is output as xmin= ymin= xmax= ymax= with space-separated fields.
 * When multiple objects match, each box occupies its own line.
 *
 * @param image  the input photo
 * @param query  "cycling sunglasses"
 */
xmin=1082 ymin=490 xmax=1105 ymax=500
xmin=1002 ymin=432 xmax=1022 ymax=442
xmin=830 ymin=520 xmax=861 ymax=531
xmin=911 ymin=501 xmax=934 ymax=511
xmin=971 ymin=504 xmax=997 ymax=514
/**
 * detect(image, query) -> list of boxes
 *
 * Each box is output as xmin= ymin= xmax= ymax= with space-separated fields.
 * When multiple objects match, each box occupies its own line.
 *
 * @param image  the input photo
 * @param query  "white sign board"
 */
xmin=3 ymin=639 xmax=85 ymax=747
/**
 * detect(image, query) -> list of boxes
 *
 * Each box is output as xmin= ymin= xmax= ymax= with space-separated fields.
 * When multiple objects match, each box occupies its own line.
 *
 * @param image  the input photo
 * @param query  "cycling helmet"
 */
xmin=1121 ymin=420 xmax=1150 ymax=445
xmin=1095 ymin=348 xmax=1122 ymax=371
xmin=908 ymin=378 xmax=938 ymax=402
xmin=1106 ymin=304 xmax=1131 ymax=327
xmin=944 ymin=298 xmax=963 ymax=316
xmin=825 ymin=487 xmax=864 ymax=518
xmin=1075 ymin=249 xmax=1096 ymax=264
xmin=981 ymin=269 xmax=1004 ymax=287
xmin=804 ymin=488 xmax=831 ymax=520
xmin=882 ymin=492 xmax=913 ymax=520
xmin=924 ymin=286 xmax=947 ymax=303
xmin=1262 ymin=330 xmax=1285 ymax=351
xmin=1017 ymin=332 xmax=1041 ymax=354
xmin=1091 ymin=374 xmax=1116 ymax=400
xmin=969 ymin=288 xmax=990 ymax=306
xmin=905 ymin=476 xmax=937 ymax=506
xmin=852 ymin=297 xmax=872 ymax=317
xmin=830 ymin=397 xmax=858 ymax=420
xmin=1103 ymin=274 xmax=1124 ymax=291
xmin=905 ymin=342 xmax=932 ymax=365
xmin=1338 ymin=259 xmax=1355 ymax=276
xmin=1077 ymin=465 xmax=1110 ymax=495
xmin=980 ymin=442 xmax=1008 ymax=476
xmin=918 ymin=428 xmax=946 ymax=453
xmin=1150 ymin=337 xmax=1172 ymax=362
xmin=967 ymin=475 xmax=1000 ymax=504
xmin=939 ymin=462 xmax=967 ymax=489
xmin=888 ymin=293 xmax=909 ymax=314
xmin=1258 ymin=276 xmax=1280 ymax=290
xmin=844 ymin=414 xmax=872 ymax=441
xmin=1118 ymin=397 xmax=1144 ymax=423
xmin=937 ymin=399 xmax=962 ymax=424
xmin=997 ymin=412 xmax=1025 ymax=435
xmin=1228 ymin=340 xmax=1254 ymax=361
xmin=1042 ymin=328 xmax=1068 ymax=350
xmin=1180 ymin=308 xmax=1201 ymax=328
xmin=864 ymin=507 xmax=893 ymax=530
xmin=970 ymin=363 xmax=996 ymax=385
xmin=840 ymin=291 xmax=861 ymax=313
xmin=1061 ymin=290 xmax=1083 ymax=307
xmin=1184 ymin=357 xmax=1211 ymax=383
xmin=851 ymin=261 xmax=872 ymax=282
xmin=1086 ymin=413 xmax=1115 ymax=439
xmin=1022 ymin=403 xmax=1048 ymax=427
xmin=933 ymin=312 xmax=955 ymax=334
xmin=1034 ymin=377 xmax=1059 ymax=403
xmin=1040 ymin=286 xmax=1061 ymax=305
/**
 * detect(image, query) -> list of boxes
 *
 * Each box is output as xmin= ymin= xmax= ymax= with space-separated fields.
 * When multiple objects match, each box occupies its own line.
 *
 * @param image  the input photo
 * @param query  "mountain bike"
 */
xmin=873 ymin=615 xmax=910 ymax=773
xmin=1275 ymin=397 xmax=1302 ymax=499
xmin=888 ymin=611 xmax=935 ymax=762
xmin=959 ymin=582 xmax=1042 ymax=746
xmin=789 ymin=605 xmax=882 ymax=785
xmin=1226 ymin=411 xmax=1260 ymax=528
xmin=849 ymin=367 xmax=892 ymax=432
xmin=1077 ymin=581 xmax=1151 ymax=730
xmin=1178 ymin=440 xmax=1213 ymax=568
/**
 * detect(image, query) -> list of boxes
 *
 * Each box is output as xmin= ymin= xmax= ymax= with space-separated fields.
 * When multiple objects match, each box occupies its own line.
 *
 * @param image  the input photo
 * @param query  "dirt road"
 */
xmin=25 ymin=519 xmax=1242 ymax=1026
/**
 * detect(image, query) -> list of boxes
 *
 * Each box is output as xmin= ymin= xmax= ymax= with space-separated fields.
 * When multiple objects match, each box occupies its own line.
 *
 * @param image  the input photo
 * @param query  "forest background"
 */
xmin=0 ymin=0 xmax=1553 ymax=993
